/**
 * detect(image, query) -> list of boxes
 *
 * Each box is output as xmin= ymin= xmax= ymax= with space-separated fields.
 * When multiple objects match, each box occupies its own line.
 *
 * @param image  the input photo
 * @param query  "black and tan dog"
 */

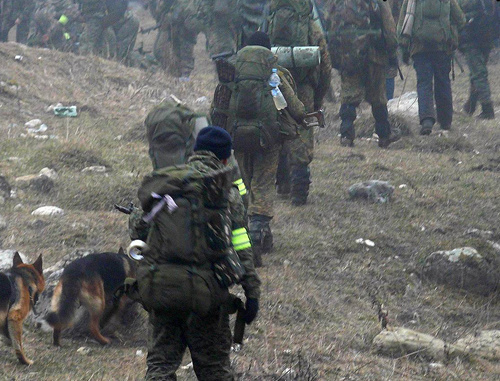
xmin=45 ymin=249 xmax=136 ymax=346
xmin=0 ymin=252 xmax=44 ymax=365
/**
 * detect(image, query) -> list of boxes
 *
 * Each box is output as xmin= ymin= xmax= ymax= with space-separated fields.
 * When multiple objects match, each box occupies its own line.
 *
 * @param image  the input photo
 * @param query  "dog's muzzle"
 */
xmin=127 ymin=240 xmax=149 ymax=261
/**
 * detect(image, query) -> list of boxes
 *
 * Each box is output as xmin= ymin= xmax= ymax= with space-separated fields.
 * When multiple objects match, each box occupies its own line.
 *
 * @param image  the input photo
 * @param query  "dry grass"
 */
xmin=0 ymin=20 xmax=500 ymax=381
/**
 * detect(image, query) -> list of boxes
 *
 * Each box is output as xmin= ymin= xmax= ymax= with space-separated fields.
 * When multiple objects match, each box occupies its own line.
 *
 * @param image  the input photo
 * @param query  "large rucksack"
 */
xmin=136 ymin=163 xmax=235 ymax=315
xmin=212 ymin=46 xmax=282 ymax=152
xmin=467 ymin=0 xmax=500 ymax=44
xmin=144 ymin=99 xmax=198 ymax=169
xmin=268 ymin=0 xmax=312 ymax=47
xmin=328 ymin=0 xmax=383 ymax=74
xmin=268 ymin=0 xmax=315 ymax=81
xmin=412 ymin=0 xmax=451 ymax=48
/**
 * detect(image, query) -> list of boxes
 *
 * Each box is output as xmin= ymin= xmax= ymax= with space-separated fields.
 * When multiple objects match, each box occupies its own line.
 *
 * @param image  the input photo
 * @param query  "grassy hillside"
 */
xmin=0 ymin=38 xmax=499 ymax=380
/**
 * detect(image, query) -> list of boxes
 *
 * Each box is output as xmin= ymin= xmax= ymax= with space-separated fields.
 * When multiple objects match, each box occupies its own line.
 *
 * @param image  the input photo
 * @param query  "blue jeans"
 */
xmin=413 ymin=52 xmax=453 ymax=127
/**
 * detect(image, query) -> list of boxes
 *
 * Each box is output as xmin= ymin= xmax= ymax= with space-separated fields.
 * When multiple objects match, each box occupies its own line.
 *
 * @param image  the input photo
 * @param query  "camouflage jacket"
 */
xmin=308 ymin=19 xmax=332 ymax=107
xmin=397 ymin=0 xmax=466 ymax=56
xmin=278 ymin=65 xmax=307 ymax=123
xmin=130 ymin=151 xmax=261 ymax=299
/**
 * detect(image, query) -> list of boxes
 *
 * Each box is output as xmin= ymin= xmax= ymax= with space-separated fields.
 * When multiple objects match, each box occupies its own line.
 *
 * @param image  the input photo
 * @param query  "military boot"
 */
xmin=339 ymin=103 xmax=357 ymax=147
xmin=290 ymin=165 xmax=311 ymax=206
xmin=249 ymin=215 xmax=273 ymax=267
xmin=478 ymin=102 xmax=495 ymax=120
xmin=463 ymin=92 xmax=478 ymax=115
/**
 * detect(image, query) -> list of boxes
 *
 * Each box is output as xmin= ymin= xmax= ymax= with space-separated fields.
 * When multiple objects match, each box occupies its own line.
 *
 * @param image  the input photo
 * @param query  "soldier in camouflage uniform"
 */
xmin=112 ymin=9 xmax=140 ymax=66
xmin=230 ymin=32 xmax=306 ymax=256
xmin=271 ymin=0 xmax=332 ymax=206
xmin=131 ymin=127 xmax=261 ymax=380
xmin=385 ymin=0 xmax=402 ymax=100
xmin=77 ymin=0 xmax=108 ymax=54
xmin=459 ymin=0 xmax=497 ymax=119
xmin=328 ymin=0 xmax=400 ymax=148
xmin=150 ymin=0 xmax=203 ymax=79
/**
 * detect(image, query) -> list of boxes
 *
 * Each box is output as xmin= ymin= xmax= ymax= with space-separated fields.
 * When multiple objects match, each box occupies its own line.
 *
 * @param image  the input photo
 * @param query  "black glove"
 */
xmin=388 ymin=55 xmax=398 ymax=68
xmin=244 ymin=298 xmax=259 ymax=324
xmin=402 ymin=50 xmax=411 ymax=65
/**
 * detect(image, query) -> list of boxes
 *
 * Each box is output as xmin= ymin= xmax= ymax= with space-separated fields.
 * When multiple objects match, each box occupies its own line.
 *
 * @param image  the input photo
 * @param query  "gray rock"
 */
xmin=348 ymin=180 xmax=394 ymax=203
xmin=422 ymin=247 xmax=499 ymax=295
xmin=15 ymin=174 xmax=54 ymax=193
xmin=0 ymin=175 xmax=11 ymax=199
xmin=0 ymin=250 xmax=28 ymax=271
xmin=81 ymin=166 xmax=107 ymax=173
xmin=39 ymin=167 xmax=58 ymax=180
xmin=465 ymin=228 xmax=494 ymax=240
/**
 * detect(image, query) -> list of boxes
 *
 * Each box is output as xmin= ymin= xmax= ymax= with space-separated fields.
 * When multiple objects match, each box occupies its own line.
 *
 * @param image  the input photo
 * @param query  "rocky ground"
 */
xmin=0 ymin=14 xmax=500 ymax=381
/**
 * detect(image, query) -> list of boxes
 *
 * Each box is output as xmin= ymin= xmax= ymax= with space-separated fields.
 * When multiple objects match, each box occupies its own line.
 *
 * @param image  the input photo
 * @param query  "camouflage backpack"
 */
xmin=268 ymin=0 xmax=313 ymax=81
xmin=145 ymin=99 xmax=198 ymax=169
xmin=136 ymin=163 xmax=236 ymax=315
xmin=328 ymin=0 xmax=383 ymax=74
xmin=413 ymin=0 xmax=452 ymax=48
xmin=212 ymin=46 xmax=291 ymax=152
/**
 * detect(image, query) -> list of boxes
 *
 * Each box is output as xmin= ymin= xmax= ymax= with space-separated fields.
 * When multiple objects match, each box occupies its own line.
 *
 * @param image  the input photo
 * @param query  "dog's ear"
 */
xmin=118 ymin=247 xmax=125 ymax=255
xmin=13 ymin=252 xmax=24 ymax=267
xmin=33 ymin=254 xmax=43 ymax=274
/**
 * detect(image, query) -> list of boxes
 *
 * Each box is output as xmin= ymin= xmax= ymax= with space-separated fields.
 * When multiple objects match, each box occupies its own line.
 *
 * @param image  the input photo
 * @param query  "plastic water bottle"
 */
xmin=269 ymin=68 xmax=287 ymax=110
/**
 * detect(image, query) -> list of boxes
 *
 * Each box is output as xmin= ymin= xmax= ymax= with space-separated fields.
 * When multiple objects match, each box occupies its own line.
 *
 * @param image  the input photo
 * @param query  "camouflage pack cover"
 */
xmin=144 ymin=99 xmax=198 ymax=169
xmin=328 ymin=0 xmax=384 ymax=74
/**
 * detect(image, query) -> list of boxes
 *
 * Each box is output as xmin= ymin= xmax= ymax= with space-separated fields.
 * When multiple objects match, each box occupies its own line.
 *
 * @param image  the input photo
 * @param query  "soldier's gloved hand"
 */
xmin=402 ymin=50 xmax=410 ymax=65
xmin=244 ymin=298 xmax=259 ymax=324
xmin=388 ymin=56 xmax=398 ymax=69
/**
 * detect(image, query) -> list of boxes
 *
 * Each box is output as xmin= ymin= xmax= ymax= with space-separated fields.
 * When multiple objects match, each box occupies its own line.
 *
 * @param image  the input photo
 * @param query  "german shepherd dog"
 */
xmin=45 ymin=249 xmax=136 ymax=346
xmin=0 ymin=252 xmax=44 ymax=365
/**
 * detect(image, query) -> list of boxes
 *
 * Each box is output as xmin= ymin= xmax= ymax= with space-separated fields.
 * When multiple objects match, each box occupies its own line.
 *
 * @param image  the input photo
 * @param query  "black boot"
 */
xmin=463 ymin=92 xmax=478 ymax=115
xmin=249 ymin=215 xmax=273 ymax=267
xmin=339 ymin=103 xmax=357 ymax=147
xmin=420 ymin=118 xmax=434 ymax=135
xmin=290 ymin=165 xmax=311 ymax=206
xmin=478 ymin=102 xmax=495 ymax=119
xmin=372 ymin=105 xmax=399 ymax=148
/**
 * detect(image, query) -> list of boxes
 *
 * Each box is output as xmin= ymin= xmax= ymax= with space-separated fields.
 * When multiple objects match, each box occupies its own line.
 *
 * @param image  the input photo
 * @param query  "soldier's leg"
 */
xmin=463 ymin=45 xmax=480 ymax=115
xmin=172 ymin=23 xmax=198 ymax=79
xmin=289 ymin=83 xmax=314 ymax=206
xmin=432 ymin=52 xmax=453 ymax=129
xmin=413 ymin=52 xmax=436 ymax=133
xmin=115 ymin=15 xmax=140 ymax=64
xmin=145 ymin=310 xmax=187 ymax=381
xmin=276 ymin=142 xmax=291 ymax=198
xmin=187 ymin=311 xmax=234 ymax=381
xmin=339 ymin=72 xmax=363 ymax=146
xmin=366 ymin=63 xmax=391 ymax=139
xmin=80 ymin=16 xmax=106 ymax=55
xmin=206 ymin=0 xmax=238 ymax=57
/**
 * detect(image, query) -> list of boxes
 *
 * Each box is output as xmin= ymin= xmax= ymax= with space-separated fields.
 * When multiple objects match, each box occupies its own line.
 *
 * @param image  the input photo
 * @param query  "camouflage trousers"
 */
xmin=145 ymin=309 xmax=234 ymax=381
xmin=276 ymin=83 xmax=314 ymax=199
xmin=463 ymin=44 xmax=492 ymax=103
xmin=113 ymin=13 xmax=140 ymax=65
xmin=340 ymin=62 xmax=387 ymax=107
xmin=80 ymin=15 xmax=116 ymax=58
xmin=235 ymin=146 xmax=279 ymax=218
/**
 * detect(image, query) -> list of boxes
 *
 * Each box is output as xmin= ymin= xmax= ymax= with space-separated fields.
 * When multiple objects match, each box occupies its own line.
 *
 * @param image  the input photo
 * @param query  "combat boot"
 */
xmin=249 ymin=215 xmax=273 ymax=267
xmin=420 ymin=118 xmax=434 ymax=135
xmin=339 ymin=104 xmax=357 ymax=147
xmin=478 ymin=102 xmax=495 ymax=120
xmin=463 ymin=92 xmax=478 ymax=115
xmin=290 ymin=165 xmax=311 ymax=206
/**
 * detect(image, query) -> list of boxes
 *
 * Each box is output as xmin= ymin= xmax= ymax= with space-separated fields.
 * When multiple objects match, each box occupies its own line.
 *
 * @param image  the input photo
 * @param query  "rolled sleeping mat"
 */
xmin=271 ymin=46 xmax=321 ymax=69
